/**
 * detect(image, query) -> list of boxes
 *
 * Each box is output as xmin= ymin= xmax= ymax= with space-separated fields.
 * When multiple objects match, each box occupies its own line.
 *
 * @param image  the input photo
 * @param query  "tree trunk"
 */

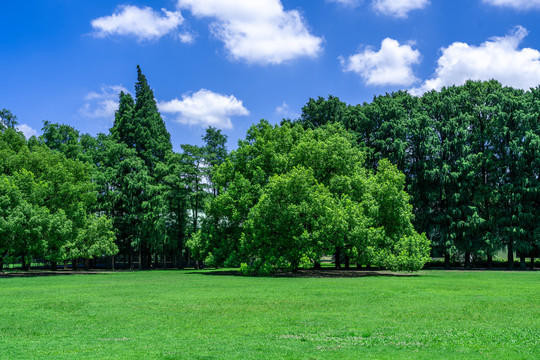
xmin=73 ymin=258 xmax=79 ymax=271
xmin=51 ymin=261 xmax=58 ymax=271
xmin=356 ymin=262 xmax=362 ymax=270
xmin=177 ymin=235 xmax=183 ymax=269
xmin=444 ymin=252 xmax=450 ymax=270
xmin=129 ymin=247 xmax=133 ymax=270
xmin=138 ymin=247 xmax=142 ymax=270
xmin=531 ymin=256 xmax=535 ymax=270
xmin=507 ymin=242 xmax=514 ymax=269
xmin=464 ymin=251 xmax=471 ymax=269
xmin=344 ymin=254 xmax=350 ymax=270
xmin=487 ymin=254 xmax=493 ymax=269
xmin=154 ymin=253 xmax=158 ymax=269
xmin=147 ymin=249 xmax=152 ymax=269
xmin=64 ymin=260 xmax=68 ymax=270
xmin=84 ymin=258 xmax=90 ymax=270
xmin=520 ymin=254 xmax=526 ymax=270
xmin=22 ymin=256 xmax=31 ymax=271
xmin=313 ymin=261 xmax=321 ymax=270
xmin=111 ymin=255 xmax=115 ymax=271
xmin=163 ymin=251 xmax=167 ymax=270
xmin=335 ymin=247 xmax=341 ymax=269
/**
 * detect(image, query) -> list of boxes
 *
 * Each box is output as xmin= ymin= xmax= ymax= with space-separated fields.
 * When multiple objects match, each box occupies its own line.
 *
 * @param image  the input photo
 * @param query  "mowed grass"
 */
xmin=0 ymin=270 xmax=538 ymax=359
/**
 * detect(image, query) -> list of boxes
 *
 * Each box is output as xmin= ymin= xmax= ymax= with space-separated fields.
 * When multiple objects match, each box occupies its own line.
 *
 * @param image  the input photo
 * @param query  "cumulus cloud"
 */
xmin=80 ymin=85 xmax=129 ymax=119
xmin=16 ymin=124 xmax=38 ymax=139
xmin=177 ymin=0 xmax=323 ymax=64
xmin=158 ymin=89 xmax=249 ymax=129
xmin=91 ymin=5 xmax=183 ymax=41
xmin=372 ymin=0 xmax=429 ymax=18
xmin=341 ymin=38 xmax=421 ymax=86
xmin=482 ymin=0 xmax=540 ymax=10
xmin=412 ymin=26 xmax=540 ymax=95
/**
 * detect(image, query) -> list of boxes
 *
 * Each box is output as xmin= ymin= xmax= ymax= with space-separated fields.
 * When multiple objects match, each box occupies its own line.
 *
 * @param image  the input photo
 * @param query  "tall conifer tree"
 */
xmin=109 ymin=66 xmax=173 ymax=268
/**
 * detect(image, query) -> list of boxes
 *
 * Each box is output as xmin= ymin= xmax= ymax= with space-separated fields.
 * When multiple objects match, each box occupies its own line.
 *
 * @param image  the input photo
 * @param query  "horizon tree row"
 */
xmin=300 ymin=80 xmax=540 ymax=269
xmin=3 ymin=75 xmax=539 ymax=271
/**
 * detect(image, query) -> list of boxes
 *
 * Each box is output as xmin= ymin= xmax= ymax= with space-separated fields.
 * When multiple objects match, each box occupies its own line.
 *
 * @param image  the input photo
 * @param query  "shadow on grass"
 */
xmin=0 ymin=270 xmax=108 ymax=278
xmin=188 ymin=269 xmax=419 ymax=278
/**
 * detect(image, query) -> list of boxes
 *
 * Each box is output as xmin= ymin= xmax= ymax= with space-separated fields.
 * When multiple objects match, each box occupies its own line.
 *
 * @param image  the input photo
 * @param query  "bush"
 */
xmin=239 ymin=260 xmax=276 ymax=276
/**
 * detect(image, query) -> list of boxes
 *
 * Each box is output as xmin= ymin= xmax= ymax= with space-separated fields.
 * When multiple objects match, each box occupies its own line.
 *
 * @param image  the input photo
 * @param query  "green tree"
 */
xmin=108 ymin=66 xmax=173 ymax=268
xmin=41 ymin=121 xmax=82 ymax=160
xmin=300 ymin=95 xmax=347 ymax=129
xmin=242 ymin=167 xmax=336 ymax=273
xmin=0 ymin=108 xmax=18 ymax=130
xmin=159 ymin=152 xmax=190 ymax=268
xmin=195 ymin=121 xmax=430 ymax=272
xmin=202 ymin=126 xmax=228 ymax=197
xmin=0 ymin=126 xmax=116 ymax=270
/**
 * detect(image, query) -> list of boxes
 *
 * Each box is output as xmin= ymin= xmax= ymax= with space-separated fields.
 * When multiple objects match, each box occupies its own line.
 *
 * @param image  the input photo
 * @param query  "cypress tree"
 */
xmin=108 ymin=66 xmax=173 ymax=269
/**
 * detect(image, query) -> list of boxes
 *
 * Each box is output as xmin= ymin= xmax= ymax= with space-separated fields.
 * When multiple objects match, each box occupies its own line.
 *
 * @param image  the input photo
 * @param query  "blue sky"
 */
xmin=2 ymin=0 xmax=540 ymax=150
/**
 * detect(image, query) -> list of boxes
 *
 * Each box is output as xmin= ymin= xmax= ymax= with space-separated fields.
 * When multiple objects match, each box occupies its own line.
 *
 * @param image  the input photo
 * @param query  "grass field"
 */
xmin=0 ymin=270 xmax=538 ymax=359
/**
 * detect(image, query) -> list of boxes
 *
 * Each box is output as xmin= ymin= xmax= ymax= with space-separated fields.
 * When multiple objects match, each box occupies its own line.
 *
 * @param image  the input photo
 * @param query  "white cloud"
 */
xmin=482 ymin=0 xmax=540 ymax=10
xmin=179 ymin=32 xmax=195 ymax=44
xmin=80 ymin=85 xmax=129 ymax=119
xmin=91 ymin=5 xmax=183 ymax=41
xmin=412 ymin=26 xmax=540 ymax=95
xmin=177 ymin=0 xmax=323 ymax=64
xmin=16 ymin=124 xmax=38 ymax=139
xmin=326 ymin=0 xmax=363 ymax=7
xmin=341 ymin=38 xmax=421 ymax=86
xmin=372 ymin=0 xmax=429 ymax=18
xmin=275 ymin=101 xmax=290 ymax=115
xmin=158 ymin=89 xmax=249 ymax=129
xmin=275 ymin=101 xmax=299 ymax=119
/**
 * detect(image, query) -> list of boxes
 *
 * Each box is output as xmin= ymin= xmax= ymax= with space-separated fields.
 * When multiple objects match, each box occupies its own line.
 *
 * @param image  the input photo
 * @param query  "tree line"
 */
xmin=299 ymin=80 xmax=540 ymax=269
xmin=1 ymin=71 xmax=538 ymax=272
xmin=0 ymin=67 xmax=226 ymax=271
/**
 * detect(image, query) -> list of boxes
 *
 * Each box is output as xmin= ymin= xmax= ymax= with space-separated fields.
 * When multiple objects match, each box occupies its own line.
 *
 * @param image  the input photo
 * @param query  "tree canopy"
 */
xmin=3 ymin=78 xmax=539 ymax=273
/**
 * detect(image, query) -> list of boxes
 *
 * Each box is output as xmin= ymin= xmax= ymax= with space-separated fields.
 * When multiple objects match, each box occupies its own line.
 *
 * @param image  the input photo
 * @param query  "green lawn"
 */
xmin=0 ymin=270 xmax=538 ymax=359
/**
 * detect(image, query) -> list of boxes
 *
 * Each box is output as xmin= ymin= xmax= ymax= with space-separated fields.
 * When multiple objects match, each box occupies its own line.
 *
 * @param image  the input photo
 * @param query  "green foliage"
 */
xmin=0 ymin=121 xmax=117 ymax=269
xmin=300 ymin=95 xmax=347 ymax=128
xmin=105 ymin=66 xmax=174 ymax=268
xmin=305 ymin=80 xmax=540 ymax=268
xmin=0 ymin=108 xmax=17 ymax=130
xmin=40 ymin=121 xmax=82 ymax=160
xmin=198 ymin=121 xmax=429 ymax=272
xmin=242 ymin=167 xmax=336 ymax=272
xmin=7 ymin=78 xmax=540 ymax=272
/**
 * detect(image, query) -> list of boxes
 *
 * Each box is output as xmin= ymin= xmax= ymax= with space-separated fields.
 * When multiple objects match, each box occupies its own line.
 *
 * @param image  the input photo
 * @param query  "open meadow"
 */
xmin=0 ymin=270 xmax=538 ymax=359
